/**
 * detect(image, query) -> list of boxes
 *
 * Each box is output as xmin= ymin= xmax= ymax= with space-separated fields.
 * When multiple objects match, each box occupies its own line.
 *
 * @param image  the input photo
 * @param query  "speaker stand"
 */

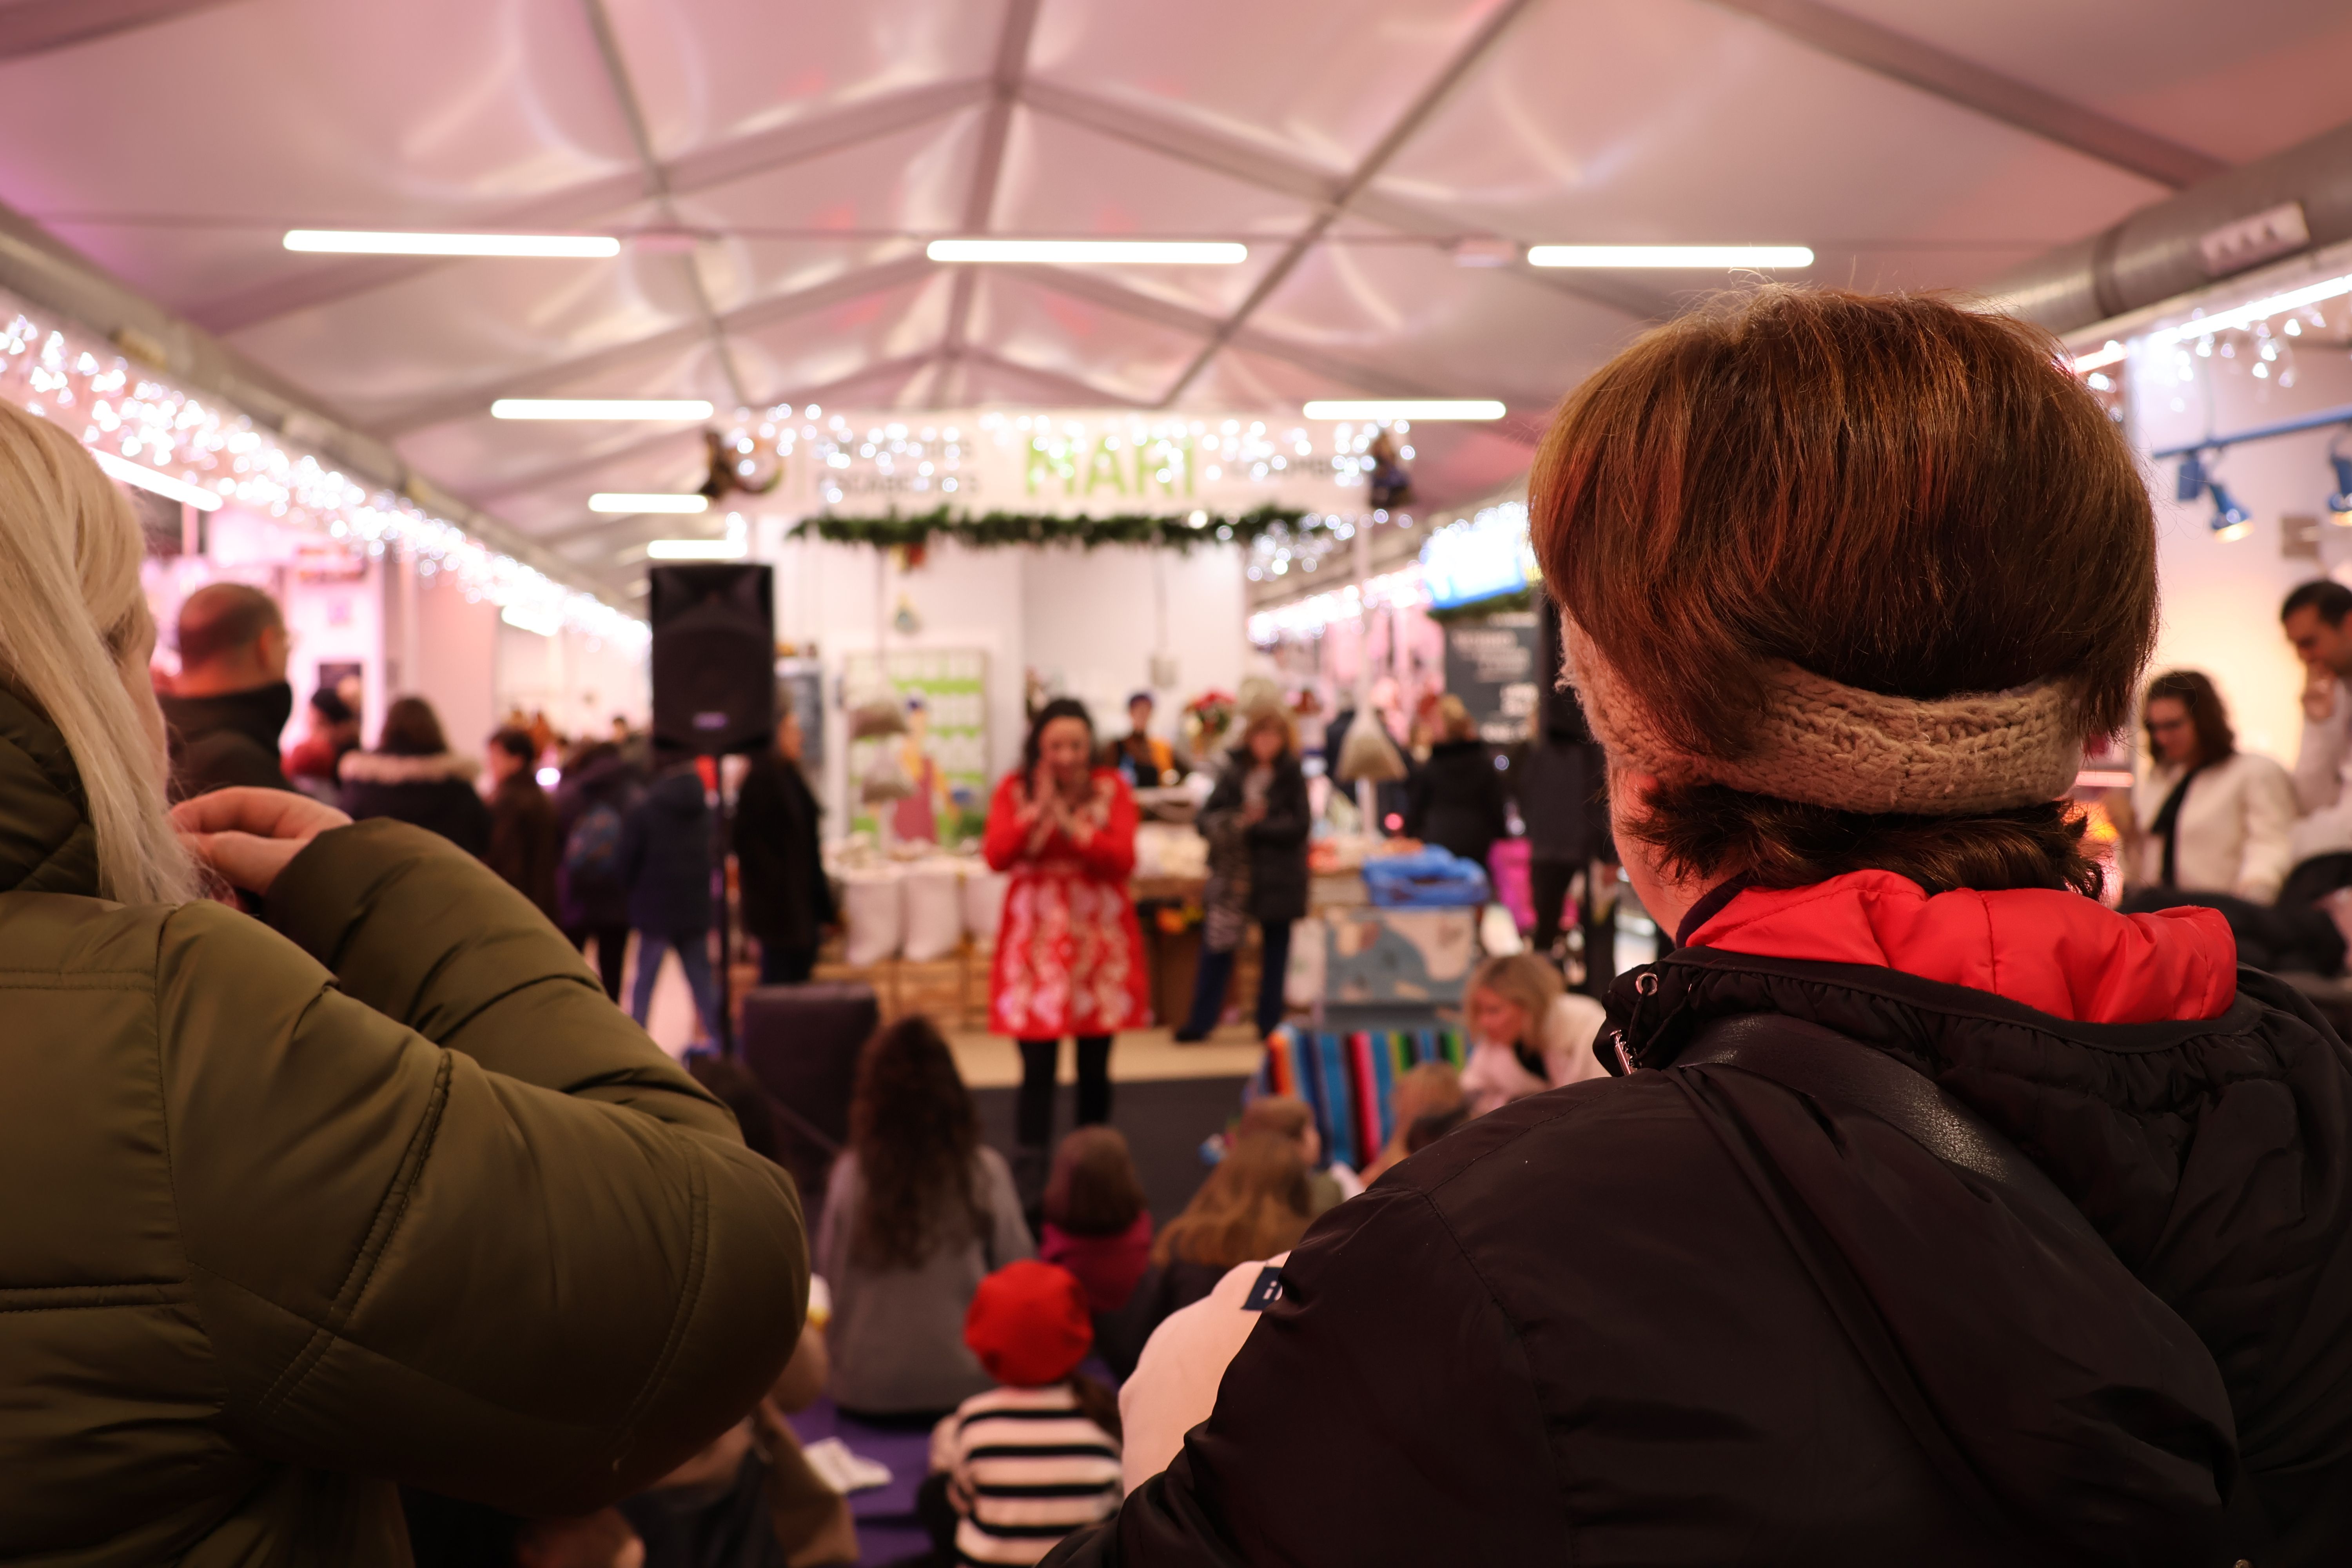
xmin=713 ymin=782 xmax=737 ymax=1058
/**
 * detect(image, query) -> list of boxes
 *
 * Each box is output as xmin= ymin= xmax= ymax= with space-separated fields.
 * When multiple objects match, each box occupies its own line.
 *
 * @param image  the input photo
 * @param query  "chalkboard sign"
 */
xmin=1443 ymin=611 xmax=1540 ymax=744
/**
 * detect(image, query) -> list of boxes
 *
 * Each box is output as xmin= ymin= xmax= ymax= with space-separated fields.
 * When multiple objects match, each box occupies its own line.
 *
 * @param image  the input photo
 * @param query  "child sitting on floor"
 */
xmin=1039 ymin=1126 xmax=1154 ymax=1316
xmin=924 ymin=1261 xmax=1123 ymax=1565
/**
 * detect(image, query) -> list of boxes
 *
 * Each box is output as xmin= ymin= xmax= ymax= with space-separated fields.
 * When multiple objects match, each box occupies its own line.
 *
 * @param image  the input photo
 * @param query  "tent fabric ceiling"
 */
xmin=3 ymin=0 xmax=2350 ymax=599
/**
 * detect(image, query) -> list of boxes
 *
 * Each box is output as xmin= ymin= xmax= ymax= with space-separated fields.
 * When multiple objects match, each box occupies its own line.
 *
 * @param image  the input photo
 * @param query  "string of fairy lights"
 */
xmin=0 ymin=299 xmax=645 ymax=648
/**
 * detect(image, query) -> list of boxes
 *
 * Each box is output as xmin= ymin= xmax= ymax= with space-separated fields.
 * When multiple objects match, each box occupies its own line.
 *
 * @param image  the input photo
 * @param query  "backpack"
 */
xmin=563 ymin=801 xmax=624 ymax=884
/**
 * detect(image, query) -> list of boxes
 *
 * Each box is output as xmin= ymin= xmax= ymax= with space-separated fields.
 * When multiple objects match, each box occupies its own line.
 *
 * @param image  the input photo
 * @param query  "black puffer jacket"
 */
xmin=1403 ymin=737 xmax=1507 ymax=866
xmin=1196 ymin=749 xmax=1312 ymax=925
xmin=1053 ymin=876 xmax=2352 ymax=1566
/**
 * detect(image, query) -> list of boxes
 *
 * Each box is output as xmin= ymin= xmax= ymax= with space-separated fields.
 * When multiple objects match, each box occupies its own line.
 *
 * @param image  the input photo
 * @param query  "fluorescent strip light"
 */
xmin=2148 ymin=271 xmax=2352 ymax=345
xmin=283 ymin=230 xmax=621 ymax=258
xmin=1303 ymin=399 xmax=1506 ymax=421
xmin=926 ymin=238 xmax=1248 ymax=265
xmin=501 ymin=603 xmax=563 ymax=637
xmin=2071 ymin=341 xmax=2127 ymax=373
xmin=93 ymin=450 xmax=223 ymax=512
xmin=646 ymin=538 xmax=748 ymax=560
xmin=590 ymin=493 xmax=709 ymax=514
xmin=1527 ymin=244 xmax=1814 ymax=269
xmin=492 ymin=399 xmax=714 ymax=421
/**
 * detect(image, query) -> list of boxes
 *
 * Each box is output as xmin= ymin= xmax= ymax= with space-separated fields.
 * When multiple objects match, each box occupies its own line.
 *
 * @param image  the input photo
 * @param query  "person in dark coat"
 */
xmin=734 ymin=698 xmax=834 ymax=985
xmin=1402 ymin=693 xmax=1507 ymax=867
xmin=622 ymin=757 xmax=719 ymax=1042
xmin=337 ymin=695 xmax=491 ymax=855
xmin=159 ymin=581 xmax=294 ymax=798
xmin=1046 ymin=290 xmax=2352 ymax=1568
xmin=1172 ymin=707 xmax=1310 ymax=1041
xmin=555 ymin=738 xmax=641 ymax=1000
xmin=482 ymin=726 xmax=561 ymax=925
xmin=1511 ymin=608 xmax=1618 ymax=993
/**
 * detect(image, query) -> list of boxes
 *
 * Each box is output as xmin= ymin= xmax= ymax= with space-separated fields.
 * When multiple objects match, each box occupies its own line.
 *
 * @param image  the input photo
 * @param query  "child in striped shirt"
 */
xmin=925 ymin=1260 xmax=1123 ymax=1565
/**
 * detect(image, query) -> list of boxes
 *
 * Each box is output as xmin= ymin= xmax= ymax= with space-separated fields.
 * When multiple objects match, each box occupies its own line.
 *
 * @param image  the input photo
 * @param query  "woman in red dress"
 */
xmin=985 ymin=698 xmax=1149 ymax=1186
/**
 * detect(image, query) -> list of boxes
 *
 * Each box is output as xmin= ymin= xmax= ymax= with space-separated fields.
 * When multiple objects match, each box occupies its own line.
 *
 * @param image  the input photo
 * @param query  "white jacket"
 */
xmin=2129 ymin=751 xmax=2298 ymax=904
xmin=1459 ymin=991 xmax=1610 ymax=1118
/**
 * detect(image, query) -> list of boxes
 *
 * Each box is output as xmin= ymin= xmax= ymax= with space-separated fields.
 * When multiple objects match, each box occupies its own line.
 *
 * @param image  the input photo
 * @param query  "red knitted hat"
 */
xmin=965 ymin=1260 xmax=1094 ymax=1388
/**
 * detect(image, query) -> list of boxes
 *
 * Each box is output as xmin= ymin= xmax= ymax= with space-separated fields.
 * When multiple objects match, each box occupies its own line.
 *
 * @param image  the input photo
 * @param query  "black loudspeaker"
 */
xmin=1534 ymin=587 xmax=1594 ymax=743
xmin=650 ymin=564 xmax=776 ymax=755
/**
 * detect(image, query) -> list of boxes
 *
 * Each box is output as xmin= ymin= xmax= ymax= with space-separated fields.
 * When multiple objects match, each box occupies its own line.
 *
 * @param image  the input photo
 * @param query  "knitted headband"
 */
xmin=1561 ymin=618 xmax=2085 ymax=816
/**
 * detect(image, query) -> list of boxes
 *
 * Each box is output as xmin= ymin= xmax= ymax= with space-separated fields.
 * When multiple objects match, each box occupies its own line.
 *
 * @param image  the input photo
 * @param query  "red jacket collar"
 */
xmin=1683 ymin=870 xmax=2238 ymax=1025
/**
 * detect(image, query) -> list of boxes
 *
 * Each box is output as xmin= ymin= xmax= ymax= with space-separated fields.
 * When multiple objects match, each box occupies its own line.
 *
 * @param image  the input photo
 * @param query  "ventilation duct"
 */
xmin=1984 ymin=118 xmax=2352 ymax=334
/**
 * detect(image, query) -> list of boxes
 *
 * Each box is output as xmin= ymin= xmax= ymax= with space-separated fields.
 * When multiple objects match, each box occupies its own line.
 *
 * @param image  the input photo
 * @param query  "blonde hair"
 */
xmin=1152 ymin=1132 xmax=1311 ymax=1270
xmin=1239 ymin=702 xmax=1297 ymax=757
xmin=0 ymin=405 xmax=198 ymax=904
xmin=1467 ymin=952 xmax=1564 ymax=1045
xmin=1437 ymin=694 xmax=1479 ymax=742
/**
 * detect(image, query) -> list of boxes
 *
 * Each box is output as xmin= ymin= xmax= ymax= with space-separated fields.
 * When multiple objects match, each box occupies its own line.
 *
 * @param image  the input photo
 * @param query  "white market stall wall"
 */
xmin=1020 ymin=545 xmax=1247 ymax=748
xmin=496 ymin=621 xmax=650 ymax=743
xmin=761 ymin=528 xmax=1247 ymax=837
xmin=404 ymin=566 xmax=500 ymax=762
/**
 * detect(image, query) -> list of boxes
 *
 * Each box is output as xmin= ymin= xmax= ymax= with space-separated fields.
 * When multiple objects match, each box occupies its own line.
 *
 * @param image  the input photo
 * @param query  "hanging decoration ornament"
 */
xmin=793 ymin=503 xmax=1308 ymax=553
xmin=699 ymin=428 xmax=784 ymax=503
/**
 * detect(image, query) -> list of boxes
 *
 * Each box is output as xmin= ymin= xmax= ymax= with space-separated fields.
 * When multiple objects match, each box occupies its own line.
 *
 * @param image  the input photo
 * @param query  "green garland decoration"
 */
xmin=793 ymin=503 xmax=1309 ymax=552
xmin=1424 ymin=585 xmax=1537 ymax=625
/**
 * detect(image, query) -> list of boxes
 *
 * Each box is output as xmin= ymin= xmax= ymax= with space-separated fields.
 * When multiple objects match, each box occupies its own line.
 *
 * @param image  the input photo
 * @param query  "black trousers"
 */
xmin=569 ymin=924 xmax=630 ymax=1002
xmin=1180 ymin=919 xmax=1294 ymax=1037
xmin=1016 ymin=1034 xmax=1113 ymax=1149
xmin=1531 ymin=859 xmax=1617 ymax=999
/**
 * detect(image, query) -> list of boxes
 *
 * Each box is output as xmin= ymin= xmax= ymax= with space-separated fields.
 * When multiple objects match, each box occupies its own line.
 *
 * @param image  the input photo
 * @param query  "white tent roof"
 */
xmin=3 ymin=0 xmax=2348 ymax=601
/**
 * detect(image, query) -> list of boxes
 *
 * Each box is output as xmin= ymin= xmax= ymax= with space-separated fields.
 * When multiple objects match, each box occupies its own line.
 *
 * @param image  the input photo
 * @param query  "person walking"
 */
xmin=282 ymin=684 xmax=361 ymax=806
xmin=1172 ymin=705 xmax=1310 ymax=1042
xmin=337 ymin=695 xmax=493 ymax=855
xmin=158 ymin=580 xmax=295 ymax=798
xmin=0 ymin=400 xmax=805 ymax=1563
xmin=984 ymin=699 xmax=1147 ymax=1197
xmin=735 ymin=695 xmax=835 ymax=984
xmin=1047 ymin=289 xmax=2352 ymax=1567
xmin=555 ymin=735 xmax=641 ymax=1000
xmin=483 ymin=724 xmax=562 ymax=926
xmin=1402 ymin=693 xmax=1508 ymax=868
xmin=622 ymin=756 xmax=721 ymax=1042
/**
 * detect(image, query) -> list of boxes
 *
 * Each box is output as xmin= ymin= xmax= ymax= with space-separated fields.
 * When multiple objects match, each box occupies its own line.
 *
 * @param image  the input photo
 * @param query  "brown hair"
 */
xmin=1238 ymin=703 xmax=1298 ymax=758
xmin=1152 ymin=1132 xmax=1311 ymax=1270
xmin=175 ymin=581 xmax=282 ymax=669
xmin=2142 ymin=670 xmax=2235 ymax=767
xmin=1042 ymin=1126 xmax=1146 ymax=1238
xmin=1236 ymin=1094 xmax=1313 ymax=1145
xmin=1436 ymin=694 xmax=1479 ymax=743
xmin=1532 ymin=286 xmax=2154 ymax=896
xmin=848 ymin=1016 xmax=987 ymax=1270
xmin=378 ymin=695 xmax=452 ymax=757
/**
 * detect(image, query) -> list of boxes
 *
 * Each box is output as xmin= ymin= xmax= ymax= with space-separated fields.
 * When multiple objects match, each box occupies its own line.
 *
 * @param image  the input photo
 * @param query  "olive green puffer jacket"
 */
xmin=0 ymin=693 xmax=807 ymax=1564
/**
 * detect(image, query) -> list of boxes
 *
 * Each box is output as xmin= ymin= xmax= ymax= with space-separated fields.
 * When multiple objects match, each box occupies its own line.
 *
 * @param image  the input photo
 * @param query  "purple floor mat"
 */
xmin=786 ymin=1398 xmax=938 ymax=1566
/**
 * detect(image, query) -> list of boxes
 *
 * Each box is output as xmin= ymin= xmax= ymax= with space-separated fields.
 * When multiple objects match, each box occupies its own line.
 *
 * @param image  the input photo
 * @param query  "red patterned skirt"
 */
xmin=989 ymin=862 xmax=1149 ymax=1037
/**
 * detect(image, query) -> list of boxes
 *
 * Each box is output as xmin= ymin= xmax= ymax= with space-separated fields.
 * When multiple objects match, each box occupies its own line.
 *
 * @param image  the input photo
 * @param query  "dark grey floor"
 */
xmin=971 ymin=1075 xmax=1249 ymax=1226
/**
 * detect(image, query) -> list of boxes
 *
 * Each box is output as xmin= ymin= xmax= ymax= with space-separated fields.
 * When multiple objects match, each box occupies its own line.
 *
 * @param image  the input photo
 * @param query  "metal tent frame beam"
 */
xmin=1700 ymin=0 xmax=2226 ymax=189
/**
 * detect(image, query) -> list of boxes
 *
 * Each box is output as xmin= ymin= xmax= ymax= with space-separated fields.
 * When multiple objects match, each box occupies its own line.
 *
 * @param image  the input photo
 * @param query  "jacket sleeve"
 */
xmin=978 ymin=1148 xmax=1039 ymax=1270
xmin=1249 ymin=764 xmax=1310 ymax=850
xmin=982 ymin=775 xmax=1029 ymax=872
xmin=1042 ymin=1185 xmax=1562 ymax=1567
xmin=159 ymin=818 xmax=806 ymax=1515
xmin=2294 ymin=699 xmax=2348 ymax=814
xmin=2237 ymin=758 xmax=2299 ymax=904
xmin=1077 ymin=774 xmax=1140 ymax=882
xmin=1402 ymin=765 xmax=1431 ymax=839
